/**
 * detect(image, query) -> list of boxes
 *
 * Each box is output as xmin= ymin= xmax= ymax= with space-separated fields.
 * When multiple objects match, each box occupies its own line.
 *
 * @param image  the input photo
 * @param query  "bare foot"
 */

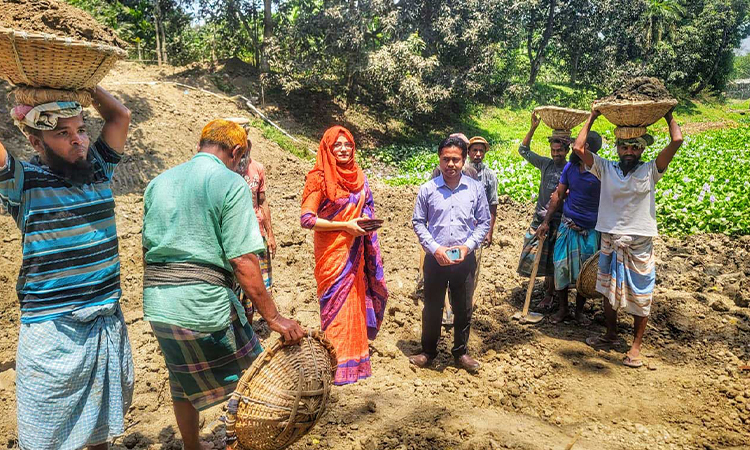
xmin=549 ymin=308 xmax=568 ymax=324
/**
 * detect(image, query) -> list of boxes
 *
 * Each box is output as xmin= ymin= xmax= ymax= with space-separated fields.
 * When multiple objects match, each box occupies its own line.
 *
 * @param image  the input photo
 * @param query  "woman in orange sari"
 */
xmin=301 ymin=126 xmax=388 ymax=385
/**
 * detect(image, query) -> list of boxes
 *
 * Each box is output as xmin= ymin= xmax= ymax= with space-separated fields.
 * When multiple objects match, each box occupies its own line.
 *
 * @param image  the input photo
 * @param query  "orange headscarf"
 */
xmin=304 ymin=125 xmax=365 ymax=201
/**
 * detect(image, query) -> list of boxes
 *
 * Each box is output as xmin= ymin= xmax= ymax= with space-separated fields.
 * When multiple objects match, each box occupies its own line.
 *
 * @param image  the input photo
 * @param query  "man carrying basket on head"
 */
xmin=516 ymin=111 xmax=571 ymax=310
xmin=141 ymin=119 xmax=305 ymax=450
xmin=1 ymin=87 xmax=134 ymax=450
xmin=572 ymin=108 xmax=682 ymax=368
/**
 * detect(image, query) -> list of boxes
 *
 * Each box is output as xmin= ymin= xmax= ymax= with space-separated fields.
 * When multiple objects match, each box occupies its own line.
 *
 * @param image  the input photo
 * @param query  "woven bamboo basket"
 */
xmin=226 ymin=331 xmax=337 ymax=450
xmin=592 ymin=99 xmax=677 ymax=128
xmin=534 ymin=106 xmax=589 ymax=131
xmin=613 ymin=126 xmax=648 ymax=140
xmin=12 ymin=86 xmax=93 ymax=107
xmin=576 ymin=251 xmax=602 ymax=299
xmin=0 ymin=28 xmax=127 ymax=90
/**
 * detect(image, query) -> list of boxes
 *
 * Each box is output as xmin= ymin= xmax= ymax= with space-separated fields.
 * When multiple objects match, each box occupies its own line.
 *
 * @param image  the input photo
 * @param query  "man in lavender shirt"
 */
xmin=410 ymin=135 xmax=491 ymax=373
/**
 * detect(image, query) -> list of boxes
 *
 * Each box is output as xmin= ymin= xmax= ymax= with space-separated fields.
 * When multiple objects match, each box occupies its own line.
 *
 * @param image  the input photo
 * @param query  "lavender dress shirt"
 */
xmin=412 ymin=174 xmax=491 ymax=255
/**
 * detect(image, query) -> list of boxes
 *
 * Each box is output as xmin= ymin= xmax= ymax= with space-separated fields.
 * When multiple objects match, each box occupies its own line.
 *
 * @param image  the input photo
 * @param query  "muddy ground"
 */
xmin=1 ymin=63 xmax=749 ymax=450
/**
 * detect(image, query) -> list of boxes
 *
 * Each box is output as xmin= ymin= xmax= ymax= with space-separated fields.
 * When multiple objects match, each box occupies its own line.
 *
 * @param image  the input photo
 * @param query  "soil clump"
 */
xmin=0 ymin=0 xmax=127 ymax=48
xmin=601 ymin=77 xmax=673 ymax=102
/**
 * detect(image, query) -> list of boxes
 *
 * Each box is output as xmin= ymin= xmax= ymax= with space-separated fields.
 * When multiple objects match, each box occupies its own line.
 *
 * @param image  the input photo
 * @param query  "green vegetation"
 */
xmin=366 ymin=105 xmax=750 ymax=236
xmin=248 ymin=118 xmax=314 ymax=161
xmin=65 ymin=0 xmax=750 ymax=124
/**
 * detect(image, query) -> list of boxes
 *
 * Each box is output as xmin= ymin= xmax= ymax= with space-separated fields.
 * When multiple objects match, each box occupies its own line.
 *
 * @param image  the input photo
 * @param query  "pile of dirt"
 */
xmin=600 ymin=77 xmax=673 ymax=102
xmin=0 ymin=0 xmax=127 ymax=48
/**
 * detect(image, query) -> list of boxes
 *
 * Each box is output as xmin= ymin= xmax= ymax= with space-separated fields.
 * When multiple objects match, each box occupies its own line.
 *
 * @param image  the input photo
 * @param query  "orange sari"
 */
xmin=300 ymin=126 xmax=387 ymax=385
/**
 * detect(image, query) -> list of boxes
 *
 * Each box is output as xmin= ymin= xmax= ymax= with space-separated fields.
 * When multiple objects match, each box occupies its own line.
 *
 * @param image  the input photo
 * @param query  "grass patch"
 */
xmin=249 ymin=117 xmax=314 ymax=160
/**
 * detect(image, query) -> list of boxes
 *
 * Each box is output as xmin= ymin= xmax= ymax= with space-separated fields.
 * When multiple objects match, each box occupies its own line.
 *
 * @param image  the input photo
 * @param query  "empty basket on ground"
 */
xmin=226 ymin=331 xmax=337 ymax=450
xmin=576 ymin=251 xmax=602 ymax=299
xmin=593 ymin=99 xmax=678 ymax=139
xmin=0 ymin=27 xmax=127 ymax=90
xmin=533 ymin=106 xmax=589 ymax=131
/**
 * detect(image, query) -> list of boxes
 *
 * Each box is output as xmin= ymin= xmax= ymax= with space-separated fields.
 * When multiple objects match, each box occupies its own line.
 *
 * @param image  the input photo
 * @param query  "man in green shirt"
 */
xmin=142 ymin=119 xmax=304 ymax=450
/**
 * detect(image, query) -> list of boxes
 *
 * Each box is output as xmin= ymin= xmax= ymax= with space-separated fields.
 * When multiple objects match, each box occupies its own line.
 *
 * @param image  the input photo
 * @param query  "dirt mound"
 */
xmin=0 ymin=0 xmax=127 ymax=48
xmin=601 ymin=77 xmax=673 ymax=102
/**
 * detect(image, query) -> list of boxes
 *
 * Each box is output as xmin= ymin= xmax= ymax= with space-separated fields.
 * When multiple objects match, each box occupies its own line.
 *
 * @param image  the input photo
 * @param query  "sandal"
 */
xmin=622 ymin=355 xmax=644 ymax=368
xmin=537 ymin=296 xmax=555 ymax=312
xmin=585 ymin=335 xmax=617 ymax=349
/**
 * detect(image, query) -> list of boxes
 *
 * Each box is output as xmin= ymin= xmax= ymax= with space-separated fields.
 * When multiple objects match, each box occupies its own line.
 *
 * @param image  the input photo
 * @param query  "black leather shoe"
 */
xmin=455 ymin=354 xmax=481 ymax=373
xmin=408 ymin=353 xmax=434 ymax=368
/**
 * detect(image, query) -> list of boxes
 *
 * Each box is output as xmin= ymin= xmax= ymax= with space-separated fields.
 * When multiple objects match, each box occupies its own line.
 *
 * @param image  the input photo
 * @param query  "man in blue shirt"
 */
xmin=1 ymin=88 xmax=134 ymax=450
xmin=410 ymin=135 xmax=491 ymax=372
xmin=537 ymin=131 xmax=602 ymax=326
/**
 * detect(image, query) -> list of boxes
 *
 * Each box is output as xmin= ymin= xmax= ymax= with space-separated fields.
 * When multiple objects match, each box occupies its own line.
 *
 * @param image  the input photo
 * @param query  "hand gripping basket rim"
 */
xmin=0 ymin=27 xmax=127 ymax=90
xmin=225 ymin=331 xmax=337 ymax=450
xmin=533 ymin=106 xmax=589 ymax=131
xmin=576 ymin=250 xmax=602 ymax=299
xmin=592 ymin=99 xmax=678 ymax=128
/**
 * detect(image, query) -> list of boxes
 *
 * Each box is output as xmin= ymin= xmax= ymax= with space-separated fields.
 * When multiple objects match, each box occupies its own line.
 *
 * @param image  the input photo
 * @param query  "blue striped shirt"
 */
xmin=0 ymin=137 xmax=122 ymax=323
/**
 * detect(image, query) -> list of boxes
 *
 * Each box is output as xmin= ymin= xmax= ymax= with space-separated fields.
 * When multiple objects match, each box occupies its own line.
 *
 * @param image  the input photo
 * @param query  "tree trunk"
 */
xmin=154 ymin=8 xmax=162 ymax=66
xmin=154 ymin=0 xmax=167 ymax=65
xmin=528 ymin=0 xmax=556 ymax=86
xmin=234 ymin=2 xmax=258 ymax=66
xmin=570 ymin=51 xmax=580 ymax=84
xmin=261 ymin=0 xmax=272 ymax=73
xmin=692 ymin=25 xmax=730 ymax=95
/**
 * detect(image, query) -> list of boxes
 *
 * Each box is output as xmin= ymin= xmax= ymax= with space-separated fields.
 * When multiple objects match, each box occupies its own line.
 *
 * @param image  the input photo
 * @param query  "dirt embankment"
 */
xmin=0 ymin=63 xmax=749 ymax=450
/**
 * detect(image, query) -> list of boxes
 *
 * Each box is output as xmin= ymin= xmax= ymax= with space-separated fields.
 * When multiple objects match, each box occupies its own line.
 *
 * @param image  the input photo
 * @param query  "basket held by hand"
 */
xmin=576 ymin=251 xmax=603 ymax=299
xmin=226 ymin=331 xmax=337 ymax=450
xmin=533 ymin=106 xmax=589 ymax=131
xmin=593 ymin=99 xmax=677 ymax=128
xmin=0 ymin=28 xmax=127 ymax=90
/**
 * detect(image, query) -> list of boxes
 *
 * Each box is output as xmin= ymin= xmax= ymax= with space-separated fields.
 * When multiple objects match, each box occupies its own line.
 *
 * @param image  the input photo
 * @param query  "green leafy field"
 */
xmin=365 ymin=104 xmax=750 ymax=236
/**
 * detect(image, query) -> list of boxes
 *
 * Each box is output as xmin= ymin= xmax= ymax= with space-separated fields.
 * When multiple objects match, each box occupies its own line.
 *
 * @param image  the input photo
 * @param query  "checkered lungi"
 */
xmin=259 ymin=238 xmax=273 ymax=290
xmin=16 ymin=304 xmax=134 ymax=450
xmin=553 ymin=218 xmax=600 ymax=290
xmin=150 ymin=310 xmax=263 ymax=411
xmin=517 ymin=216 xmax=559 ymax=277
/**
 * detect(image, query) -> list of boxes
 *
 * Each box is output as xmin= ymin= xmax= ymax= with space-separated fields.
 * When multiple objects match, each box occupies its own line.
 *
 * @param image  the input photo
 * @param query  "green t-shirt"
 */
xmin=142 ymin=152 xmax=264 ymax=331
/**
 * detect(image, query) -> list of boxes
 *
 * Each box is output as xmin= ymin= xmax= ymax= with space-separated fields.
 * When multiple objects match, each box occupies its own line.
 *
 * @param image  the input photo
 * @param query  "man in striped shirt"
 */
xmin=0 ymin=87 xmax=134 ymax=450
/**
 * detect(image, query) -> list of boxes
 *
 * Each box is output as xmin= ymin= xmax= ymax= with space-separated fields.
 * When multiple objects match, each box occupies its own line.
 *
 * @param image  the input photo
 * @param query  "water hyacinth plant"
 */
xmin=366 ymin=118 xmax=750 ymax=236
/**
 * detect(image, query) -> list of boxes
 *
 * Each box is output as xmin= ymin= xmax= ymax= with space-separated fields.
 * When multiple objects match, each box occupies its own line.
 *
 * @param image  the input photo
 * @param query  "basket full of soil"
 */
xmin=0 ymin=0 xmax=128 ymax=91
xmin=533 ymin=106 xmax=589 ymax=132
xmin=225 ymin=331 xmax=337 ymax=450
xmin=593 ymin=77 xmax=677 ymax=139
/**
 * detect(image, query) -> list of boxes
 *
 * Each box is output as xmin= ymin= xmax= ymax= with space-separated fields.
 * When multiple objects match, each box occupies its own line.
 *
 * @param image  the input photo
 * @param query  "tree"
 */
xmin=640 ymin=0 xmax=686 ymax=51
xmin=261 ymin=0 xmax=273 ymax=72
xmin=525 ymin=0 xmax=557 ymax=86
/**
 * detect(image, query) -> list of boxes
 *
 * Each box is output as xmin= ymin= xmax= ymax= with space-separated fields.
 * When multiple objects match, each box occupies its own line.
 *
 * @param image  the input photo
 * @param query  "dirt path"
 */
xmin=1 ymin=63 xmax=749 ymax=450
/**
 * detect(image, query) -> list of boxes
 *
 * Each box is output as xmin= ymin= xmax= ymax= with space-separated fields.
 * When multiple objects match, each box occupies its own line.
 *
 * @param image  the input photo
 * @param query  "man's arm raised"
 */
xmin=655 ymin=110 xmax=683 ymax=173
xmin=572 ymin=110 xmax=599 ymax=168
xmin=91 ymin=86 xmax=131 ymax=153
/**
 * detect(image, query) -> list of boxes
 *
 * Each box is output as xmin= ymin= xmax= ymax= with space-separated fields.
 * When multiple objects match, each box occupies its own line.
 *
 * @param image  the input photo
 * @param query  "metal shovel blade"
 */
xmin=519 ymin=312 xmax=545 ymax=324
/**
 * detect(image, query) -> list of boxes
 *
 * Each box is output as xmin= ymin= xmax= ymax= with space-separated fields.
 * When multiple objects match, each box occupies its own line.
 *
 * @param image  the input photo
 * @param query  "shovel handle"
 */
xmin=522 ymin=234 xmax=546 ymax=316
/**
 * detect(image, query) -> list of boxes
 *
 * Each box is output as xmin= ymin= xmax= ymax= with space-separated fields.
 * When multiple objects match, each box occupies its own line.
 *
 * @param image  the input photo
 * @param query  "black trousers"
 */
xmin=421 ymin=252 xmax=476 ymax=358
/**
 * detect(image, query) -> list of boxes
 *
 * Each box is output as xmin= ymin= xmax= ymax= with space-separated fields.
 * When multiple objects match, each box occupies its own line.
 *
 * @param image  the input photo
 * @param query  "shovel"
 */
xmin=512 ymin=234 xmax=546 ymax=324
